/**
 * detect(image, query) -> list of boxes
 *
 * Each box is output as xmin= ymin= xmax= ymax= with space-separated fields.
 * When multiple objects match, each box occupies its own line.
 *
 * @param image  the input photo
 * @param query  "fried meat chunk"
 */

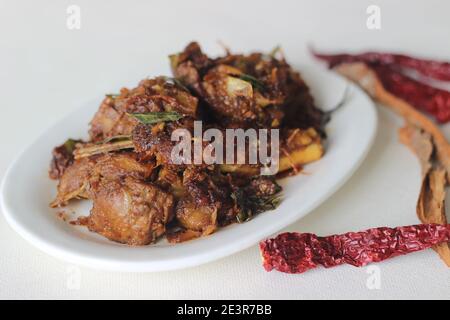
xmin=171 ymin=42 xmax=325 ymax=130
xmin=89 ymin=77 xmax=198 ymax=142
xmin=49 ymin=42 xmax=326 ymax=245
xmin=49 ymin=139 xmax=81 ymax=180
xmin=87 ymin=177 xmax=174 ymax=245
xmin=50 ymin=157 xmax=96 ymax=207
xmin=50 ymin=153 xmax=154 ymax=207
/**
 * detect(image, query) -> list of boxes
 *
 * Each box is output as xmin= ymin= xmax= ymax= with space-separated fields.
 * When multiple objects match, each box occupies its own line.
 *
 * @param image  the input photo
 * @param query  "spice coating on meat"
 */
xmin=51 ymin=153 xmax=154 ymax=208
xmin=89 ymin=77 xmax=198 ymax=142
xmin=88 ymin=177 xmax=174 ymax=245
xmin=49 ymin=139 xmax=81 ymax=180
xmin=172 ymin=42 xmax=325 ymax=130
xmin=50 ymin=157 xmax=96 ymax=207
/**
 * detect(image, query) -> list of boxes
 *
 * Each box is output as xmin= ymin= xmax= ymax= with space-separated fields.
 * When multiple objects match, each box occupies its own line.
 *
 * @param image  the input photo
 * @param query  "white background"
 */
xmin=1 ymin=0 xmax=449 ymax=299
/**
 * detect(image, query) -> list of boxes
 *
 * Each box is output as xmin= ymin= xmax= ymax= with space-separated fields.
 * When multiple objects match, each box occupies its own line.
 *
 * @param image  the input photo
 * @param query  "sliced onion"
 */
xmin=226 ymin=76 xmax=253 ymax=98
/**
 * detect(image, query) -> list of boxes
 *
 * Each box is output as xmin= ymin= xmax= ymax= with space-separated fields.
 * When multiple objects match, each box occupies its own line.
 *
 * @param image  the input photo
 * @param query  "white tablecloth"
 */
xmin=1 ymin=0 xmax=449 ymax=299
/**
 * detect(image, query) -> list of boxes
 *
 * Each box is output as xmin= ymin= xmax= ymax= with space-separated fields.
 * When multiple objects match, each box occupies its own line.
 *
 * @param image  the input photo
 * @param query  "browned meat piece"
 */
xmin=175 ymin=168 xmax=220 ymax=233
xmin=175 ymin=167 xmax=238 ymax=232
xmin=201 ymin=66 xmax=260 ymax=123
xmin=171 ymin=42 xmax=325 ymax=130
xmin=123 ymin=90 xmax=197 ymax=117
xmin=123 ymin=94 xmax=165 ymax=113
xmin=50 ymin=157 xmax=96 ymax=207
xmin=168 ymin=174 xmax=281 ymax=243
xmin=224 ymin=176 xmax=282 ymax=223
xmin=132 ymin=123 xmax=177 ymax=165
xmin=280 ymin=74 xmax=325 ymax=132
xmin=50 ymin=153 xmax=154 ymax=207
xmin=133 ymin=78 xmax=199 ymax=116
xmin=132 ymin=118 xmax=204 ymax=167
xmin=91 ymin=152 xmax=155 ymax=181
xmin=87 ymin=176 xmax=174 ymax=245
xmin=89 ymin=77 xmax=198 ymax=142
xmin=166 ymin=228 xmax=203 ymax=244
xmin=156 ymin=166 xmax=185 ymax=198
xmin=171 ymin=170 xmax=281 ymax=241
xmin=170 ymin=42 xmax=212 ymax=92
xmin=89 ymin=96 xmax=138 ymax=142
xmin=245 ymin=176 xmax=281 ymax=198
xmin=217 ymin=52 xmax=324 ymax=130
xmin=175 ymin=199 xmax=217 ymax=233
xmin=49 ymin=139 xmax=81 ymax=180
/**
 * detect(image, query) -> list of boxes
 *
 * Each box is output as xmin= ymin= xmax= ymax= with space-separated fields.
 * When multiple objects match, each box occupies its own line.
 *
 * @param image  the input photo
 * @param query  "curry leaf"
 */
xmin=268 ymin=45 xmax=282 ymax=58
xmin=105 ymin=94 xmax=120 ymax=99
xmin=63 ymin=138 xmax=79 ymax=153
xmin=238 ymin=74 xmax=265 ymax=91
xmin=233 ymin=187 xmax=282 ymax=224
xmin=128 ymin=111 xmax=184 ymax=125
xmin=161 ymin=76 xmax=190 ymax=92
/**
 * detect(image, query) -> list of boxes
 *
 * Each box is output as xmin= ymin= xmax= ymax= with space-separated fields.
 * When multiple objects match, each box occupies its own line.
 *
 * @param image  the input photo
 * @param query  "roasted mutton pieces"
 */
xmin=88 ymin=96 xmax=138 ymax=142
xmin=50 ymin=156 xmax=96 ymax=207
xmin=132 ymin=119 xmax=197 ymax=166
xmin=176 ymin=167 xmax=235 ymax=232
xmin=168 ymin=170 xmax=282 ymax=243
xmin=49 ymin=139 xmax=81 ymax=179
xmin=171 ymin=42 xmax=325 ymax=131
xmin=50 ymin=152 xmax=173 ymax=245
xmin=50 ymin=152 xmax=155 ymax=207
xmin=169 ymin=42 xmax=325 ymax=174
xmin=49 ymin=42 xmax=327 ymax=245
xmin=89 ymin=77 xmax=198 ymax=142
xmin=88 ymin=176 xmax=174 ymax=246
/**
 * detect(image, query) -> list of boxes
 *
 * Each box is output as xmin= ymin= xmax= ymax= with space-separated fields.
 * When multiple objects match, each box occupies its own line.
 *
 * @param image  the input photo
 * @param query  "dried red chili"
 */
xmin=312 ymin=50 xmax=450 ymax=123
xmin=311 ymin=50 xmax=450 ymax=81
xmin=373 ymin=65 xmax=450 ymax=123
xmin=260 ymin=224 xmax=450 ymax=274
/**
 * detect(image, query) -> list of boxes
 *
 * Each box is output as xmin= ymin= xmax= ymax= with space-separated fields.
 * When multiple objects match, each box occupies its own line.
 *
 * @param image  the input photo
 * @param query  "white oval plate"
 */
xmin=1 ymin=65 xmax=377 ymax=272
